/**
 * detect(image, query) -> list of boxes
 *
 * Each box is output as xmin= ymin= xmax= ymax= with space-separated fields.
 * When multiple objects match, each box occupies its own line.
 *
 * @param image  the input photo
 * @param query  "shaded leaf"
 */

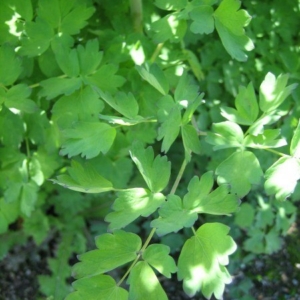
xmin=190 ymin=5 xmax=214 ymax=34
xmin=151 ymin=194 xmax=198 ymax=236
xmin=130 ymin=142 xmax=171 ymax=192
xmin=0 ymin=44 xmax=22 ymax=85
xmin=66 ymin=275 xmax=128 ymax=300
xmin=158 ymin=105 xmax=181 ymax=152
xmin=60 ymin=121 xmax=116 ymax=159
xmin=73 ymin=230 xmax=141 ymax=278
xmin=136 ymin=63 xmax=169 ymax=95
xmin=51 ymin=160 xmax=113 ymax=193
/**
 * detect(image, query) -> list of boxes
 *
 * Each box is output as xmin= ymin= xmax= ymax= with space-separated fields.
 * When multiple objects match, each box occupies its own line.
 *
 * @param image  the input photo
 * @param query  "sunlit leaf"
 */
xmin=178 ymin=223 xmax=236 ymax=299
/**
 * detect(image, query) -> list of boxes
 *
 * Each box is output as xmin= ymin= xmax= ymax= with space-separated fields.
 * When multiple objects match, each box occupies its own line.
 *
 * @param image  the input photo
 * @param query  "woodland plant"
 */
xmin=0 ymin=0 xmax=299 ymax=299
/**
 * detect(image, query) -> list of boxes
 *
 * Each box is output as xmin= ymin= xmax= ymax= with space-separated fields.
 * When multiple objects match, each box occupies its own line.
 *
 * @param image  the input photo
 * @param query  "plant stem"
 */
xmin=170 ymin=158 xmax=188 ymax=195
xmin=150 ymin=43 xmax=164 ymax=63
xmin=117 ymin=157 xmax=188 ymax=285
xmin=130 ymin=0 xmax=143 ymax=33
xmin=262 ymin=147 xmax=288 ymax=157
xmin=191 ymin=226 xmax=196 ymax=235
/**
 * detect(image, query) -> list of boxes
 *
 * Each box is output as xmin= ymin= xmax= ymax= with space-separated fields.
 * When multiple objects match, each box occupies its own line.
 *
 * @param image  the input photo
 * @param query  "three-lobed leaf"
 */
xmin=66 ymin=275 xmax=128 ymax=300
xmin=151 ymin=194 xmax=198 ymax=236
xmin=221 ymin=82 xmax=259 ymax=125
xmin=105 ymin=188 xmax=165 ymax=231
xmin=72 ymin=230 xmax=141 ymax=279
xmin=216 ymin=151 xmax=263 ymax=197
xmin=259 ymin=72 xmax=298 ymax=113
xmin=136 ymin=63 xmax=169 ymax=95
xmin=128 ymin=261 xmax=168 ymax=300
xmin=206 ymin=121 xmax=244 ymax=150
xmin=130 ymin=142 xmax=171 ymax=192
xmin=214 ymin=0 xmax=254 ymax=61
xmin=60 ymin=121 xmax=116 ymax=159
xmin=178 ymin=223 xmax=237 ymax=299
xmin=51 ymin=160 xmax=113 ymax=193
xmin=142 ymin=244 xmax=177 ymax=278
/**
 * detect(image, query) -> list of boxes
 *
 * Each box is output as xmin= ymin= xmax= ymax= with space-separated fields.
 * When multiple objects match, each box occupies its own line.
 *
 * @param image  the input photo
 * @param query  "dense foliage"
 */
xmin=0 ymin=0 xmax=299 ymax=299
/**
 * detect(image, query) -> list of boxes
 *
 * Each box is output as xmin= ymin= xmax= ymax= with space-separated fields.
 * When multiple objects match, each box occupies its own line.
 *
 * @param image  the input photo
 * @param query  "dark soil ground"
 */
xmin=0 ymin=228 xmax=299 ymax=300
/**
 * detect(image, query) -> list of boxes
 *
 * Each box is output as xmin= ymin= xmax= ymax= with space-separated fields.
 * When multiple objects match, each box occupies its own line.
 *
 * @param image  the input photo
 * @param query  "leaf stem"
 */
xmin=170 ymin=158 xmax=188 ymax=195
xmin=262 ymin=148 xmax=288 ymax=157
xmin=150 ymin=43 xmax=164 ymax=63
xmin=117 ymin=157 xmax=188 ymax=285
xmin=191 ymin=226 xmax=196 ymax=235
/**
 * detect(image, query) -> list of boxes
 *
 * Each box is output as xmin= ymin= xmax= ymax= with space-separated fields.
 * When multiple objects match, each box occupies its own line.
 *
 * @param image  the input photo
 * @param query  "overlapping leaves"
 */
xmin=151 ymin=172 xmax=239 ymax=236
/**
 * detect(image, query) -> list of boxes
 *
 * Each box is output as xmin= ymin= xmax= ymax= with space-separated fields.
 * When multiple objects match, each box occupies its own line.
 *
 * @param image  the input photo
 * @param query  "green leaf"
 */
xmin=39 ymin=77 xmax=82 ymax=100
xmin=60 ymin=5 xmax=95 ymax=35
xmin=158 ymin=105 xmax=181 ymax=152
xmin=20 ymin=18 xmax=54 ymax=57
xmin=221 ymin=83 xmax=259 ymax=125
xmin=0 ymin=44 xmax=22 ymax=86
xmin=37 ymin=0 xmax=60 ymax=28
xmin=206 ymin=121 xmax=244 ymax=150
xmin=130 ymin=142 xmax=171 ymax=192
xmin=248 ymin=114 xmax=282 ymax=136
xmin=183 ymin=173 xmax=239 ymax=215
xmin=66 ymin=275 xmax=128 ymax=300
xmin=181 ymin=124 xmax=201 ymax=159
xmin=23 ymin=209 xmax=49 ymax=244
xmin=3 ymin=84 xmax=39 ymax=113
xmin=20 ymin=180 xmax=39 ymax=217
xmin=264 ymin=157 xmax=300 ymax=200
xmin=244 ymin=129 xmax=287 ymax=149
xmin=190 ymin=5 xmax=214 ymax=34
xmin=128 ymin=261 xmax=168 ymax=300
xmin=151 ymin=14 xmax=187 ymax=43
xmin=181 ymin=94 xmax=203 ymax=125
xmin=142 ymin=244 xmax=177 ymax=278
xmin=214 ymin=0 xmax=254 ymax=61
xmin=290 ymin=120 xmax=300 ymax=158
xmin=60 ymin=121 xmax=116 ymax=159
xmin=105 ymin=188 xmax=165 ymax=231
xmin=234 ymin=203 xmax=255 ymax=228
xmin=0 ymin=107 xmax=24 ymax=148
xmin=77 ymin=39 xmax=103 ymax=76
xmin=51 ymin=160 xmax=113 ymax=194
xmin=87 ymin=64 xmax=125 ymax=93
xmin=52 ymin=41 xmax=80 ymax=77
xmin=136 ymin=63 xmax=169 ymax=95
xmin=216 ymin=151 xmax=263 ymax=197
xmin=0 ymin=198 xmax=20 ymax=234
xmin=154 ymin=0 xmax=188 ymax=10
xmin=178 ymin=223 xmax=236 ymax=299
xmin=99 ymin=90 xmax=139 ymax=119
xmin=72 ymin=230 xmax=141 ymax=278
xmin=259 ymin=73 xmax=298 ymax=113
xmin=151 ymin=194 xmax=198 ymax=236
xmin=52 ymin=86 xmax=104 ymax=127
xmin=174 ymin=71 xmax=200 ymax=103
